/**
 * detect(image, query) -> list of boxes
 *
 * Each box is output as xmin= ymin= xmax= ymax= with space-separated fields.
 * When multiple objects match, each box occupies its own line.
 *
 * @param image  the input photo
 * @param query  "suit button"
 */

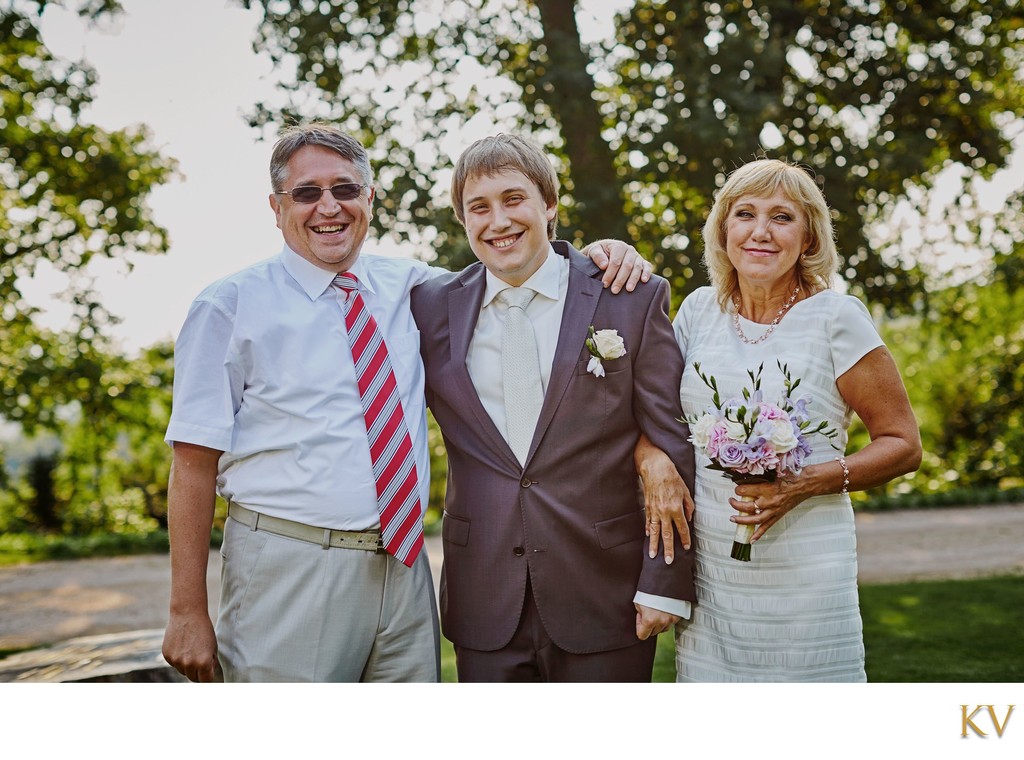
xmin=512 ymin=546 xmax=525 ymax=557
xmin=520 ymin=476 xmax=532 ymax=488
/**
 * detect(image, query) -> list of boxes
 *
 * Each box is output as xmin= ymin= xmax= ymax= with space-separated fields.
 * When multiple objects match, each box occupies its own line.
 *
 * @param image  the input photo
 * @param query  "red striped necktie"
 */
xmin=332 ymin=272 xmax=423 ymax=567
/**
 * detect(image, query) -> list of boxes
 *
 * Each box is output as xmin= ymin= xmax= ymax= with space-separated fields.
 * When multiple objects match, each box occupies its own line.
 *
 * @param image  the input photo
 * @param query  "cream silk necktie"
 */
xmin=499 ymin=287 xmax=544 ymax=466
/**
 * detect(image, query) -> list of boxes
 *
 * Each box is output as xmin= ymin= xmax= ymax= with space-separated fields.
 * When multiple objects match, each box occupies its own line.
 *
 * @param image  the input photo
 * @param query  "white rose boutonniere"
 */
xmin=585 ymin=326 xmax=627 ymax=377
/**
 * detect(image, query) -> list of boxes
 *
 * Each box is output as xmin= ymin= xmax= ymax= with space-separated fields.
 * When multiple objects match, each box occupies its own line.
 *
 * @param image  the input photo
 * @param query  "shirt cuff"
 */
xmin=633 ymin=591 xmax=692 ymax=620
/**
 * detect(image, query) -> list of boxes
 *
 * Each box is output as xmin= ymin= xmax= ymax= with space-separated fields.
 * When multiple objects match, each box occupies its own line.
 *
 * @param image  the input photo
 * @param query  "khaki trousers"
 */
xmin=216 ymin=515 xmax=440 ymax=682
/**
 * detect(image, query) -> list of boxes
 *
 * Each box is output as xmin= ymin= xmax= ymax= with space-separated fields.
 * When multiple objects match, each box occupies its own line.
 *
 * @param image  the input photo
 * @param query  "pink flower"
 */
xmin=706 ymin=424 xmax=730 ymax=459
xmin=743 ymin=442 xmax=780 ymax=475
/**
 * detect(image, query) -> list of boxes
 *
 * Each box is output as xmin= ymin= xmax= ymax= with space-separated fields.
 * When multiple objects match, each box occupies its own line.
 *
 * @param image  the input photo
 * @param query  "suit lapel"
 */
xmin=525 ymin=242 xmax=602 ymax=466
xmin=448 ymin=266 xmax=522 ymax=467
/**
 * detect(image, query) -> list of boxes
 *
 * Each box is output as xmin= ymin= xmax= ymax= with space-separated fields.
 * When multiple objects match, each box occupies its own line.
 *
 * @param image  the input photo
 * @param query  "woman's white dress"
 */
xmin=673 ymin=286 xmax=884 ymax=682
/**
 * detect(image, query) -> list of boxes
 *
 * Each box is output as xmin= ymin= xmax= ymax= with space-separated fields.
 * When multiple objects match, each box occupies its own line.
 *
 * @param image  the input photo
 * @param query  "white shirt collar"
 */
xmin=482 ymin=245 xmax=563 ymax=308
xmin=281 ymin=245 xmax=376 ymax=301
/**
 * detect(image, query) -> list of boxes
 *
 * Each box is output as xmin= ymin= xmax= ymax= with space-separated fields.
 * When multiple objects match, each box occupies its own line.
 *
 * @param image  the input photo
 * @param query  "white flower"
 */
xmin=585 ymin=326 xmax=627 ymax=377
xmin=763 ymin=418 xmax=799 ymax=452
xmin=591 ymin=329 xmax=626 ymax=359
xmin=724 ymin=419 xmax=747 ymax=441
xmin=689 ymin=412 xmax=718 ymax=449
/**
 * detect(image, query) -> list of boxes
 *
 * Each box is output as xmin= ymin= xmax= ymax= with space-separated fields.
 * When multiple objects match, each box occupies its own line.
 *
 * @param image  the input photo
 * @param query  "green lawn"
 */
xmin=439 ymin=575 xmax=1023 ymax=682
xmin=861 ymin=575 xmax=1023 ymax=682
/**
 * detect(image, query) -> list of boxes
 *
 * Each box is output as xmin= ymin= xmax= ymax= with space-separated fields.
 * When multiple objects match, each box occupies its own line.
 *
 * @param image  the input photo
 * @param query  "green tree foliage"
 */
xmin=0 ymin=330 xmax=174 ymax=534
xmin=1 ymin=1 xmax=177 ymax=336
xmin=0 ymin=0 xmax=176 ymax=534
xmin=609 ymin=0 xmax=1023 ymax=305
xmin=240 ymin=0 xmax=1023 ymax=308
xmin=885 ymin=270 xmax=1024 ymax=493
xmin=1 ymin=0 xmax=178 ymax=425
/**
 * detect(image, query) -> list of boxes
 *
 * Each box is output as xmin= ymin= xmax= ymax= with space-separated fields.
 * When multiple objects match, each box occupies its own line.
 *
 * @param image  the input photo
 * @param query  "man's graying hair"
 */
xmin=269 ymin=123 xmax=373 ymax=191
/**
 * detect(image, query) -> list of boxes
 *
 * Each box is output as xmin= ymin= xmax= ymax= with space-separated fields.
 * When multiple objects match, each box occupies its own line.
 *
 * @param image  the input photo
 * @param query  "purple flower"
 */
xmin=778 ymin=435 xmax=812 ymax=473
xmin=742 ymin=441 xmax=780 ymax=475
xmin=715 ymin=441 xmax=748 ymax=469
xmin=789 ymin=397 xmax=810 ymax=424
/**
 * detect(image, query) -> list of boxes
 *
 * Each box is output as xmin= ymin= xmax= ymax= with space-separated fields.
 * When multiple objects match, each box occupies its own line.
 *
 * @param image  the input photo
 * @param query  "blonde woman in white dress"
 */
xmin=652 ymin=159 xmax=921 ymax=681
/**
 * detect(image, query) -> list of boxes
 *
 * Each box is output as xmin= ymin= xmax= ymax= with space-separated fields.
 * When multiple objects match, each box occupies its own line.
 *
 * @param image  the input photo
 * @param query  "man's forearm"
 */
xmin=166 ymin=444 xmax=221 ymax=614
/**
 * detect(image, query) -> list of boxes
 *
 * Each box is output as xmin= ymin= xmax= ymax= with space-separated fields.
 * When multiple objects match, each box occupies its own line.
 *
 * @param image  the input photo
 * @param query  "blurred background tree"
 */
xmin=0 ymin=0 xmax=177 ymax=536
xmin=884 ymin=211 xmax=1024 ymax=497
xmin=241 ymin=0 xmax=1022 ymax=310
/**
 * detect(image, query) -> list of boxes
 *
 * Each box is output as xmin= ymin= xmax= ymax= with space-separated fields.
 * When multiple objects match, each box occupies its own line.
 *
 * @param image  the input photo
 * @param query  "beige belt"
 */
xmin=228 ymin=503 xmax=384 ymax=552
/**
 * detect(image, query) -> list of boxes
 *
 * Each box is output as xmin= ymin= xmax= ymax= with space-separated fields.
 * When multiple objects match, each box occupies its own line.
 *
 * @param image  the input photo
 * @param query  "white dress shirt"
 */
xmin=465 ymin=247 xmax=690 ymax=620
xmin=466 ymin=246 xmax=568 ymax=442
xmin=165 ymin=246 xmax=443 ymax=530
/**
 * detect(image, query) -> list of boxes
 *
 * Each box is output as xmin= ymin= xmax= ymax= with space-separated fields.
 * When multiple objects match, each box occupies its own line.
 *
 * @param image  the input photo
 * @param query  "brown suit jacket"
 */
xmin=411 ymin=242 xmax=696 ymax=654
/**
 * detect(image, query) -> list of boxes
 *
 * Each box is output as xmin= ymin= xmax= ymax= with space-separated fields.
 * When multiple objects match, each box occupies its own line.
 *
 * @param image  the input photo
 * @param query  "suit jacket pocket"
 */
xmin=442 ymin=511 xmax=470 ymax=547
xmin=594 ymin=509 xmax=645 ymax=550
xmin=576 ymin=354 xmax=630 ymax=376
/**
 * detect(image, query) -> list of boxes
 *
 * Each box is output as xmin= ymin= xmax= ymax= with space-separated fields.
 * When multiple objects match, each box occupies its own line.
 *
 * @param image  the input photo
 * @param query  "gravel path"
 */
xmin=1 ymin=504 xmax=1022 ymax=652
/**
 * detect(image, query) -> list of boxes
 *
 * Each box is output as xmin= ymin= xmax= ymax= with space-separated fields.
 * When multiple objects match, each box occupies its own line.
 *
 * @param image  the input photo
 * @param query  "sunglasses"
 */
xmin=274 ymin=183 xmax=368 ymax=204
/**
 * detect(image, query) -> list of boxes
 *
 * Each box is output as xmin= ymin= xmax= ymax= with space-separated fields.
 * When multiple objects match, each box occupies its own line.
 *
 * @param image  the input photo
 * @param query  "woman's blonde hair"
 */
xmin=702 ymin=159 xmax=839 ymax=310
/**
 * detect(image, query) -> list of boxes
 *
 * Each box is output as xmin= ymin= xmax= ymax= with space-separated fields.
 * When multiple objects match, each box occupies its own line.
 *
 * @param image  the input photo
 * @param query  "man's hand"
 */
xmin=164 ymin=442 xmax=223 ymax=682
xmin=634 ymin=433 xmax=694 ymax=563
xmin=635 ymin=603 xmax=680 ymax=641
xmin=162 ymin=610 xmax=222 ymax=682
xmin=581 ymin=239 xmax=653 ymax=293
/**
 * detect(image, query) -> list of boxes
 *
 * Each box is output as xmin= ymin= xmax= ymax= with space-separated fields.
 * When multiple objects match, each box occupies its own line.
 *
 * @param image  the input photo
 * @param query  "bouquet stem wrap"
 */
xmin=731 ymin=495 xmax=757 ymax=562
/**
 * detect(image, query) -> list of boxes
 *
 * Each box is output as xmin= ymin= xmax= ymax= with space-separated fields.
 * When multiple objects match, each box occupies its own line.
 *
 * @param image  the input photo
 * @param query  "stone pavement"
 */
xmin=1 ymin=504 xmax=1022 ymax=681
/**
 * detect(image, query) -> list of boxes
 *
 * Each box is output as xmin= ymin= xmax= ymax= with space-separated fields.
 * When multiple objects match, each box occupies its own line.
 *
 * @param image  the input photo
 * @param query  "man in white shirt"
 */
xmin=410 ymin=134 xmax=697 ymax=681
xmin=160 ymin=123 xmax=653 ymax=682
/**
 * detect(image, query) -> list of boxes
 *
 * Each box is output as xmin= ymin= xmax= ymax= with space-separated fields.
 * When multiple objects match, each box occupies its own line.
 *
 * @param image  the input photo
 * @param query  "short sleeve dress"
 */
xmin=672 ymin=286 xmax=884 ymax=682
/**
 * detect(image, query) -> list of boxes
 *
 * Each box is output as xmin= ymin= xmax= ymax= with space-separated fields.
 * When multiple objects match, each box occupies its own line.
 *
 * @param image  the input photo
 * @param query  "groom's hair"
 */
xmin=451 ymin=134 xmax=560 ymax=240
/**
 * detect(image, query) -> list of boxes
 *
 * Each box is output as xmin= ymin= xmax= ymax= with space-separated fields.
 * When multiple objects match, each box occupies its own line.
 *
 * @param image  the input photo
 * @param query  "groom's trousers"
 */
xmin=452 ymin=576 xmax=657 ymax=682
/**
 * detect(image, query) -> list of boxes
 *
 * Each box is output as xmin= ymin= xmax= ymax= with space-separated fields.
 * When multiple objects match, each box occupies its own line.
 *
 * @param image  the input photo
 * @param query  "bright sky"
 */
xmin=22 ymin=0 xmax=1022 ymax=355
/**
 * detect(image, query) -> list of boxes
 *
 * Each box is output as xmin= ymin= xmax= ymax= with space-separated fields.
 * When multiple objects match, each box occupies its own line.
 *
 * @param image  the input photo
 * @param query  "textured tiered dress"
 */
xmin=673 ymin=286 xmax=884 ymax=682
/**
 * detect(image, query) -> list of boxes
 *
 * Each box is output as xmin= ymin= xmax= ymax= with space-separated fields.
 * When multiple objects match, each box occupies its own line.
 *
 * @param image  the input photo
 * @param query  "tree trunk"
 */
xmin=534 ymin=0 xmax=629 ymax=244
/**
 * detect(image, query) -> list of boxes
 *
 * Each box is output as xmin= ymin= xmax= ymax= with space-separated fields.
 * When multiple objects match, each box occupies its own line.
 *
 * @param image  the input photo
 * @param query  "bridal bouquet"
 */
xmin=686 ymin=361 xmax=837 ymax=561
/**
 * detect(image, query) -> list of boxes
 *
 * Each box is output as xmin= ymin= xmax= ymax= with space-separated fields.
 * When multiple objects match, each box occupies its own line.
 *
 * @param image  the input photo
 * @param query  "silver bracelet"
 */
xmin=835 ymin=456 xmax=850 ymax=495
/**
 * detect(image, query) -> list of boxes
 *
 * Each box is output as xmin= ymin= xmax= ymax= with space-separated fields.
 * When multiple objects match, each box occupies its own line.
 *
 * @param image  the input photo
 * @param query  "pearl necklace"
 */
xmin=732 ymin=285 xmax=801 ymax=345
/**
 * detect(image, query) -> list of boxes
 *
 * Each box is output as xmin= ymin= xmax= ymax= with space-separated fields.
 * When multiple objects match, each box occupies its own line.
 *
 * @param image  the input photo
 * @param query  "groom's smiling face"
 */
xmin=461 ymin=168 xmax=557 ymax=287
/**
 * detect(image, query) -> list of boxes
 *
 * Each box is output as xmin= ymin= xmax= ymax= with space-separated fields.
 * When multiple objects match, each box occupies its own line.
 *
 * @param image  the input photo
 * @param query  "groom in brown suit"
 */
xmin=411 ymin=134 xmax=695 ymax=681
